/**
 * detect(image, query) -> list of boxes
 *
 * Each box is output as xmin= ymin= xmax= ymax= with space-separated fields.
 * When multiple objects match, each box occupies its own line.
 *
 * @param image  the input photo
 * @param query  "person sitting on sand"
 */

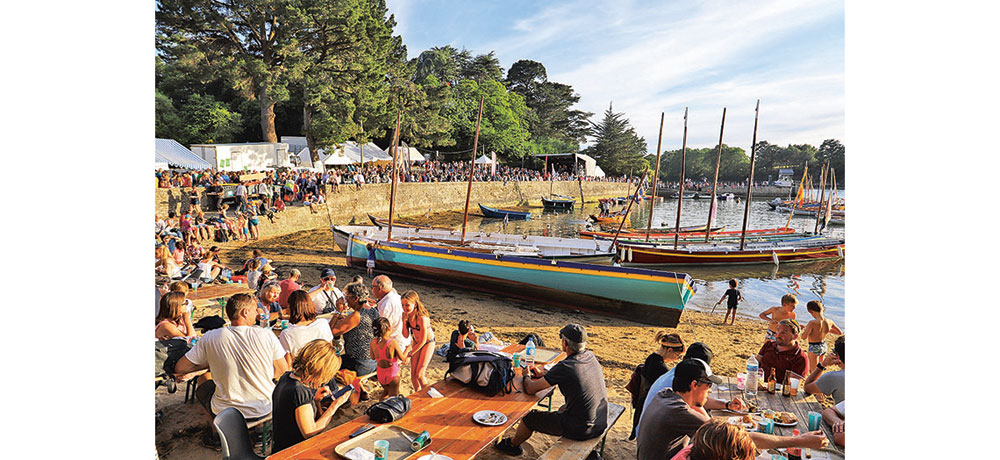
xmin=271 ymin=339 xmax=353 ymax=453
xmin=196 ymin=250 xmax=228 ymax=283
xmin=755 ymin=319 xmax=807 ymax=382
xmin=173 ymin=293 xmax=288 ymax=448
xmin=803 ymin=335 xmax=845 ymax=405
xmin=630 ymin=332 xmax=685 ymax=439
xmin=822 ymin=401 xmax=845 ymax=447
xmin=800 ymin=300 xmax=843 ymax=372
xmin=370 ymin=317 xmax=404 ymax=400
xmin=401 ymin=290 xmax=435 ymax=393
xmin=447 ymin=319 xmax=478 ymax=363
xmin=307 ymin=268 xmax=345 ymax=315
xmin=640 ymin=342 xmax=714 ymax=420
xmin=156 ymin=244 xmax=182 ymax=279
xmin=278 ymin=269 xmax=302 ymax=308
xmin=495 ymin=324 xmax=609 ymax=456
xmin=245 ymin=258 xmax=263 ymax=290
xmin=759 ymin=294 xmax=798 ymax=342
xmin=668 ymin=418 xmax=757 ymax=460
xmin=715 ymin=279 xmax=744 ymax=326
xmin=278 ymin=290 xmax=334 ymax=368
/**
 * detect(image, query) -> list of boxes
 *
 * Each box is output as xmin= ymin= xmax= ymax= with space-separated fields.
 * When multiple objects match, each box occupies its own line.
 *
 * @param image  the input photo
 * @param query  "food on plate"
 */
xmin=777 ymin=412 xmax=797 ymax=424
xmin=741 ymin=414 xmax=754 ymax=424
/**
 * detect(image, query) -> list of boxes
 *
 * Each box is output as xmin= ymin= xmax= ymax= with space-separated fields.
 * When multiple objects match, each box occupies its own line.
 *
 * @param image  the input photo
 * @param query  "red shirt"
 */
xmin=277 ymin=279 xmax=300 ymax=307
xmin=757 ymin=340 xmax=807 ymax=382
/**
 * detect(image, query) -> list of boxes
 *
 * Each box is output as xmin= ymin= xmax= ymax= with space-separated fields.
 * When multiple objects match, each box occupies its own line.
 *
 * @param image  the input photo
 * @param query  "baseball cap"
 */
xmin=673 ymin=358 xmax=724 ymax=388
xmin=683 ymin=342 xmax=714 ymax=364
xmin=559 ymin=324 xmax=587 ymax=343
xmin=320 ymin=268 xmax=337 ymax=279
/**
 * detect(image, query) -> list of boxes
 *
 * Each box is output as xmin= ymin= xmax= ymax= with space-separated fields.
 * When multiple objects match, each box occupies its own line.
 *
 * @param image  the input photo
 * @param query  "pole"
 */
xmin=460 ymin=96 xmax=486 ymax=245
xmin=626 ymin=167 xmax=632 ymax=198
xmin=672 ymin=107 xmax=689 ymax=250
xmin=739 ymin=99 xmax=761 ymax=250
xmin=386 ymin=110 xmax=402 ymax=242
xmin=645 ymin=112 xmax=666 ymax=241
xmin=705 ymin=107 xmax=726 ymax=242
xmin=814 ymin=162 xmax=829 ymax=234
xmin=786 ymin=162 xmax=807 ymax=229
xmin=610 ymin=171 xmax=649 ymax=249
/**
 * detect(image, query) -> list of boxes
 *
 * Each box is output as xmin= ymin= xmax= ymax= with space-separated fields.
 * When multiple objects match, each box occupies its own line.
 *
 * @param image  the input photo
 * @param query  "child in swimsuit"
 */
xmin=759 ymin=294 xmax=798 ymax=342
xmin=401 ymin=290 xmax=436 ymax=393
xmin=370 ymin=317 xmax=403 ymax=400
xmin=800 ymin=300 xmax=843 ymax=374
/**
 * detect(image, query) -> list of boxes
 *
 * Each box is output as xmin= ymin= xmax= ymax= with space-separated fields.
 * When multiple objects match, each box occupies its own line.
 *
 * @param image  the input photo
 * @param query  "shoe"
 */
xmin=495 ymin=438 xmax=523 ymax=456
xmin=201 ymin=431 xmax=221 ymax=449
xmin=359 ymin=389 xmax=371 ymax=402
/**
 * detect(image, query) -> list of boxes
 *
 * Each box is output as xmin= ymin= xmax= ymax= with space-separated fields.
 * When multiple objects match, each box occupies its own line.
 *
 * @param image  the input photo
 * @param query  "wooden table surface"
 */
xmin=268 ymin=344 xmax=566 ymax=460
xmin=710 ymin=375 xmax=844 ymax=460
xmin=187 ymin=283 xmax=255 ymax=307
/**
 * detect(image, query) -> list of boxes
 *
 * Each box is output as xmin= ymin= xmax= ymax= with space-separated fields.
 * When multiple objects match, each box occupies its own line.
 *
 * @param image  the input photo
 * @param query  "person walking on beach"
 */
xmin=715 ymin=279 xmax=744 ymax=325
xmin=759 ymin=294 xmax=798 ymax=342
xmin=495 ymin=324 xmax=609 ymax=456
xmin=366 ymin=243 xmax=377 ymax=277
xmin=799 ymin=300 xmax=843 ymax=373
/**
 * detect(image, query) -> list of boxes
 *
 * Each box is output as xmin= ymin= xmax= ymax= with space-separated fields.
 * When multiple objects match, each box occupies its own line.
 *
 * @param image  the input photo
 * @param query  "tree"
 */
xmin=180 ymin=94 xmax=243 ymax=144
xmin=155 ymin=90 xmax=184 ymax=141
xmin=157 ymin=0 xmax=303 ymax=142
xmin=445 ymin=79 xmax=531 ymax=158
xmin=505 ymin=60 xmax=591 ymax=147
xmin=460 ymin=51 xmax=504 ymax=83
xmin=413 ymin=45 xmax=471 ymax=86
xmin=505 ymin=59 xmax=547 ymax=100
xmin=816 ymin=139 xmax=845 ymax=184
xmin=657 ymin=144 xmax=749 ymax=183
xmin=582 ymin=103 xmax=649 ymax=176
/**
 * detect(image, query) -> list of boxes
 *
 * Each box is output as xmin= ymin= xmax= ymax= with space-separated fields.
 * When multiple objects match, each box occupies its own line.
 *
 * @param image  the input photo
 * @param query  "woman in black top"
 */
xmin=271 ymin=339 xmax=352 ymax=453
xmin=447 ymin=319 xmax=478 ymax=362
xmin=629 ymin=332 xmax=685 ymax=440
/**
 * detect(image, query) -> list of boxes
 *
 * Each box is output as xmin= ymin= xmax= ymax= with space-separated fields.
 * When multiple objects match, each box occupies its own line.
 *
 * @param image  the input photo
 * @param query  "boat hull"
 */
xmin=620 ymin=243 xmax=845 ymax=265
xmin=479 ymin=203 xmax=531 ymax=220
xmin=342 ymin=232 xmax=694 ymax=327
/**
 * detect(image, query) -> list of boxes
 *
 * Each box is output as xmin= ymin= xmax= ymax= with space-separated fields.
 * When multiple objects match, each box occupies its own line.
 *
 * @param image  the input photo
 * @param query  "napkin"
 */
xmin=427 ymin=387 xmax=444 ymax=398
xmin=344 ymin=447 xmax=375 ymax=460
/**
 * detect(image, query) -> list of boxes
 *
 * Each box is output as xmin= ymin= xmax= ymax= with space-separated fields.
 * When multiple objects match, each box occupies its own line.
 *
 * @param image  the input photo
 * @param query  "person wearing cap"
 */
xmin=640 ymin=342 xmax=715 ymax=420
xmin=756 ymin=318 xmax=808 ymax=382
xmin=495 ymin=324 xmax=609 ymax=456
xmin=278 ymin=269 xmax=302 ymax=308
xmin=308 ymin=268 xmax=345 ymax=315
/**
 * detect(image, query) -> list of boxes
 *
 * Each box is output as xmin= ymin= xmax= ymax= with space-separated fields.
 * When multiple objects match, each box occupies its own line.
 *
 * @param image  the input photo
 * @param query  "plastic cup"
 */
xmin=281 ymin=320 xmax=288 ymax=330
xmin=770 ymin=454 xmax=787 ymax=460
xmin=789 ymin=378 xmax=800 ymax=396
xmin=764 ymin=418 xmax=775 ymax=434
xmin=736 ymin=373 xmax=747 ymax=390
xmin=808 ymin=411 xmax=822 ymax=431
xmin=374 ymin=440 xmax=389 ymax=460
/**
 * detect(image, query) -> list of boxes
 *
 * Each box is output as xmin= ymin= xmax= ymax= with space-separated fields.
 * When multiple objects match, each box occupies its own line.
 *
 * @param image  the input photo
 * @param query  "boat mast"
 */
xmin=813 ymin=162 xmax=828 ymax=234
xmin=705 ymin=107 xmax=726 ymax=243
xmin=386 ymin=109 xmax=402 ymax=242
xmin=645 ymin=112 xmax=666 ymax=241
xmin=739 ymin=99 xmax=760 ymax=251
xmin=610 ymin=170 xmax=649 ymax=249
xmin=460 ymin=96 xmax=486 ymax=245
xmin=672 ymin=107 xmax=689 ymax=250
xmin=786 ymin=162 xmax=807 ymax=229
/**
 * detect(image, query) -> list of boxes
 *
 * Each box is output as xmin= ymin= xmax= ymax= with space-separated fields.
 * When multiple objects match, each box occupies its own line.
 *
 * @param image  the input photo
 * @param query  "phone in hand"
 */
xmin=349 ymin=423 xmax=376 ymax=438
xmin=321 ymin=385 xmax=354 ymax=404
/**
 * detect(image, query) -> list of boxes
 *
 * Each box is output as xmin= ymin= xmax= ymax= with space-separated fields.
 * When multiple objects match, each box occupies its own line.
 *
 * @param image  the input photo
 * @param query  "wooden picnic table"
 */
xmin=268 ymin=343 xmax=566 ymax=460
xmin=710 ymin=375 xmax=844 ymax=460
xmin=187 ymin=283 xmax=255 ymax=308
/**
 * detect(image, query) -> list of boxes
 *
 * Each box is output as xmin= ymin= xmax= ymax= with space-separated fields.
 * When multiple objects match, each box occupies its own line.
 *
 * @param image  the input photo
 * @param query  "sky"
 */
xmin=386 ymin=0 xmax=844 ymax=153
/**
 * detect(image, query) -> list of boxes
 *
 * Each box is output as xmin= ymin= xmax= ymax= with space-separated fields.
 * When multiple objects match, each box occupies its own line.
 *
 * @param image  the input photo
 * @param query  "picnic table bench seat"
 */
xmin=538 ymin=402 xmax=625 ymax=460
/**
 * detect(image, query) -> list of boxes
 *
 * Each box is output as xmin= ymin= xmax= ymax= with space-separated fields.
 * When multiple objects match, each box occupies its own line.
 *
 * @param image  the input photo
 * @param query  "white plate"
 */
xmin=472 ymin=410 xmax=508 ymax=426
xmin=416 ymin=455 xmax=454 ymax=460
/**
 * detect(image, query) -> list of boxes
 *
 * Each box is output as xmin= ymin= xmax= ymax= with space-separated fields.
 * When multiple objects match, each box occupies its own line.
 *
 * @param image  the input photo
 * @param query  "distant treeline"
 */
xmin=652 ymin=140 xmax=845 ymax=185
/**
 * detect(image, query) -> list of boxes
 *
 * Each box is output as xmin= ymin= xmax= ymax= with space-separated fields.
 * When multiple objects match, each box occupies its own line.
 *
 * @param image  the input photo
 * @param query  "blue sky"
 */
xmin=386 ymin=0 xmax=844 ymax=153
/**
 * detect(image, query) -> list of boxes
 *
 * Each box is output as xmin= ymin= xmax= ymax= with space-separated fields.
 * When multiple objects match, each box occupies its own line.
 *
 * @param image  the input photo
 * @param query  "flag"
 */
xmin=544 ymin=156 xmax=548 ymax=178
xmin=490 ymin=151 xmax=497 ymax=176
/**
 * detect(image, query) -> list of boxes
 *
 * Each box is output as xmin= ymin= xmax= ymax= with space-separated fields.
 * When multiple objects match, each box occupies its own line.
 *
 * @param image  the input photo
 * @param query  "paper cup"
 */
xmin=789 ymin=377 xmax=800 ymax=395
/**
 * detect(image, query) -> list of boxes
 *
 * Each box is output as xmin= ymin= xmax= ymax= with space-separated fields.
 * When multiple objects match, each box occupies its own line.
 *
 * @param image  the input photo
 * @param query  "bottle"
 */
xmin=525 ymin=338 xmax=536 ymax=371
xmin=782 ymin=373 xmax=791 ymax=397
xmin=787 ymin=429 xmax=802 ymax=460
xmin=767 ymin=368 xmax=777 ymax=394
xmin=745 ymin=355 xmax=759 ymax=398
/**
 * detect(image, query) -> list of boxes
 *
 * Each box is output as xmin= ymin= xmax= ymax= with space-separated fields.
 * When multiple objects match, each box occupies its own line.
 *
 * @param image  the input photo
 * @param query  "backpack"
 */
xmin=446 ymin=350 xmax=514 ymax=396
xmin=518 ymin=332 xmax=545 ymax=347
xmin=155 ymin=338 xmax=191 ymax=375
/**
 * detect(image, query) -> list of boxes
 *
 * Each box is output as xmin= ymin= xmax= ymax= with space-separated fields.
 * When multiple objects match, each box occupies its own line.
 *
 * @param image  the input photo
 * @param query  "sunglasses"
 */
xmin=697 ymin=378 xmax=715 ymax=386
xmin=660 ymin=343 xmax=684 ymax=351
xmin=323 ymin=277 xmax=335 ymax=282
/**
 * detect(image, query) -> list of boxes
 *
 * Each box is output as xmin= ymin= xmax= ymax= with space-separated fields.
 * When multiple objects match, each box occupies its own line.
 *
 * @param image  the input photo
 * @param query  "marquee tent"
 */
xmin=474 ymin=154 xmax=495 ymax=165
xmin=396 ymin=146 xmax=426 ymax=162
xmin=155 ymin=138 xmax=211 ymax=169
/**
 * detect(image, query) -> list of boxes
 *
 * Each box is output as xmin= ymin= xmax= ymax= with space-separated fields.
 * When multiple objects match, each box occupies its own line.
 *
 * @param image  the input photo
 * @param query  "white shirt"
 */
xmin=376 ymin=289 xmax=410 ymax=348
xmin=307 ymin=285 xmax=345 ymax=315
xmin=278 ymin=318 xmax=333 ymax=358
xmin=184 ymin=325 xmax=285 ymax=418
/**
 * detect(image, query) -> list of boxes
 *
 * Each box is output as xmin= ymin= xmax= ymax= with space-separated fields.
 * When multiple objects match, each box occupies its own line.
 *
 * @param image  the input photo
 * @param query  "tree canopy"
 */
xmin=581 ymin=103 xmax=649 ymax=176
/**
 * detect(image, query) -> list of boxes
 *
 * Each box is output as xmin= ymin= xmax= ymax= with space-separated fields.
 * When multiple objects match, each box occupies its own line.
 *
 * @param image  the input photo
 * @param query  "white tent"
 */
xmin=298 ymin=141 xmax=393 ymax=166
xmin=593 ymin=165 xmax=606 ymax=177
xmin=155 ymin=138 xmax=211 ymax=169
xmin=474 ymin=154 xmax=494 ymax=165
xmin=397 ymin=146 xmax=426 ymax=162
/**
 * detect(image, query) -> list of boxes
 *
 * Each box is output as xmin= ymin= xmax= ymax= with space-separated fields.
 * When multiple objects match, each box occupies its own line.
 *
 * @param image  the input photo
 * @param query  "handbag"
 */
xmin=365 ymin=395 xmax=411 ymax=423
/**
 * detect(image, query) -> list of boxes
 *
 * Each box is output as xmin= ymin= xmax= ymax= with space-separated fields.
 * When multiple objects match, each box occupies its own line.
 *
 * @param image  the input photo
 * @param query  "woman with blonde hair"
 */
xmin=645 ymin=332 xmax=685 ymax=381
xmin=401 ymin=290 xmax=435 ymax=393
xmin=271 ymin=339 xmax=352 ymax=452
xmin=155 ymin=291 xmax=194 ymax=341
xmin=669 ymin=418 xmax=757 ymax=460
xmin=156 ymin=244 xmax=182 ymax=279
xmin=257 ymin=281 xmax=285 ymax=326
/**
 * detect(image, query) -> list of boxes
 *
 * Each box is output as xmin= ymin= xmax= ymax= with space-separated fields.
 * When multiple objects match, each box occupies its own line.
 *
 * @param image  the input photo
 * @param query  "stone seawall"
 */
xmin=155 ymin=181 xmax=629 ymax=240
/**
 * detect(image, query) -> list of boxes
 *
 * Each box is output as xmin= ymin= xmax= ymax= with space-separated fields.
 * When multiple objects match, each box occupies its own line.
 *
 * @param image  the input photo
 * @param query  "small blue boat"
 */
xmin=478 ymin=203 xmax=531 ymax=220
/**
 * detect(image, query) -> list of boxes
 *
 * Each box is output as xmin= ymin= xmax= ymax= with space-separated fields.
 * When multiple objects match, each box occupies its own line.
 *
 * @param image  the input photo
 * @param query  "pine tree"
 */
xmin=582 ymin=103 xmax=648 ymax=176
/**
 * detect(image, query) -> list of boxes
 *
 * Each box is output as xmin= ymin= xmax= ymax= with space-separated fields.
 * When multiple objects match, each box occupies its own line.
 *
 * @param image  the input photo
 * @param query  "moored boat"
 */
xmin=578 ymin=226 xmax=795 ymax=240
xmin=589 ymin=209 xmax=631 ymax=224
xmin=542 ymin=194 xmax=575 ymax=209
xmin=478 ymin=203 xmax=531 ymax=220
xmin=368 ymin=214 xmax=453 ymax=230
xmin=617 ymin=238 xmax=845 ymax=265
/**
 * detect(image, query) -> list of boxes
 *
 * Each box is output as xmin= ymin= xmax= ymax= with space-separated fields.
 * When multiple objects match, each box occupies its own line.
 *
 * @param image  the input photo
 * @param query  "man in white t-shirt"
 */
xmin=174 ymin=293 xmax=288 ymax=447
xmin=372 ymin=275 xmax=411 ymax=350
xmin=307 ymin=268 xmax=345 ymax=315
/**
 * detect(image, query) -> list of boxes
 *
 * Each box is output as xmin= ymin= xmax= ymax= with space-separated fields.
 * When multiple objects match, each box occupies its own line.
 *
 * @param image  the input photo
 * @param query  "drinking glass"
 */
xmin=374 ymin=440 xmax=389 ymax=460
xmin=807 ymin=411 xmax=822 ymax=431
xmin=736 ymin=373 xmax=747 ymax=390
xmin=788 ymin=377 xmax=800 ymax=396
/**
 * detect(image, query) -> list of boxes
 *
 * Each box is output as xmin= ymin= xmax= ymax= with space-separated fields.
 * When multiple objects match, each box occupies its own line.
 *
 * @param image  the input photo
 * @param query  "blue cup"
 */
xmin=764 ymin=418 xmax=775 ymax=434
xmin=808 ymin=411 xmax=822 ymax=431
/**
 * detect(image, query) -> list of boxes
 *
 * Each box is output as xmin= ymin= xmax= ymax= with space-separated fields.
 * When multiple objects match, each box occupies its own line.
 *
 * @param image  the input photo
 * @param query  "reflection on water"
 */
xmin=469 ymin=197 xmax=846 ymax=326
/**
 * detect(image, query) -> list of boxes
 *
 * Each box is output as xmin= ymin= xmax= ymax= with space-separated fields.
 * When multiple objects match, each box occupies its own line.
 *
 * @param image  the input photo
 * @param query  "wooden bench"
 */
xmin=538 ymin=402 xmax=625 ymax=460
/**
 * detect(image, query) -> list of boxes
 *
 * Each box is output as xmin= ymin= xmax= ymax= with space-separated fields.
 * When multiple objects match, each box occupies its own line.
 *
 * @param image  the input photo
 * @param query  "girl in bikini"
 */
xmin=401 ymin=290 xmax=435 ymax=393
xmin=369 ymin=317 xmax=403 ymax=400
xmin=155 ymin=291 xmax=194 ymax=341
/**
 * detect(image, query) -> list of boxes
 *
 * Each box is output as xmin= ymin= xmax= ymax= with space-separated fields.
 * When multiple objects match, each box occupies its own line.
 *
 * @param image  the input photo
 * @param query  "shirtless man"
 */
xmin=799 ymin=300 xmax=843 ymax=373
xmin=759 ymin=294 xmax=798 ymax=342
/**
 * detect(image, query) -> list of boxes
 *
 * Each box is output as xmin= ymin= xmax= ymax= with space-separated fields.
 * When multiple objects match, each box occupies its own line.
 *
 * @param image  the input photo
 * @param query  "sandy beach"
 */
xmin=155 ymin=220 xmax=839 ymax=460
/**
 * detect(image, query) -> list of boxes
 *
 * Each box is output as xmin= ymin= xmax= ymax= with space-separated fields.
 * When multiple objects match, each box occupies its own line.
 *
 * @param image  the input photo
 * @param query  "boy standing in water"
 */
xmin=759 ymin=294 xmax=798 ymax=342
xmin=800 ymin=300 xmax=843 ymax=373
xmin=715 ymin=279 xmax=744 ymax=325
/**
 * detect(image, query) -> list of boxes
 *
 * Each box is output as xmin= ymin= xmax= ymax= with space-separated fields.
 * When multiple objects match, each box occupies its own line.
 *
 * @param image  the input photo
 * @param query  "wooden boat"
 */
xmin=367 ymin=214 xmax=452 ymax=230
xmin=589 ymin=209 xmax=631 ymax=224
xmin=669 ymin=191 xmax=697 ymax=199
xmin=578 ymin=226 xmax=797 ymax=241
xmin=601 ymin=231 xmax=818 ymax=247
xmin=617 ymin=238 xmax=845 ymax=265
xmin=542 ymin=194 xmax=575 ymax=209
xmin=337 ymin=226 xmax=695 ymax=326
xmin=478 ymin=203 xmax=531 ymax=220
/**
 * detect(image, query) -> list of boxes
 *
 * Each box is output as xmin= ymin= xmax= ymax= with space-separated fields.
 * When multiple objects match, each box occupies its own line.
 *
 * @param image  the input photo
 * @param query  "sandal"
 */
xmin=495 ymin=438 xmax=523 ymax=456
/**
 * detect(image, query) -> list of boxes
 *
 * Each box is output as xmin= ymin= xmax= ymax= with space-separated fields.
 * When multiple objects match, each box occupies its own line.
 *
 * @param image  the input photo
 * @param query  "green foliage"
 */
xmin=445 ymin=79 xmax=531 ymax=158
xmin=816 ymin=139 xmax=845 ymax=184
xmin=156 ymin=91 xmax=242 ymax=145
xmin=656 ymin=145 xmax=749 ymax=182
xmin=413 ymin=46 xmax=471 ymax=86
xmin=505 ymin=60 xmax=592 ymax=145
xmin=582 ymin=103 xmax=648 ymax=176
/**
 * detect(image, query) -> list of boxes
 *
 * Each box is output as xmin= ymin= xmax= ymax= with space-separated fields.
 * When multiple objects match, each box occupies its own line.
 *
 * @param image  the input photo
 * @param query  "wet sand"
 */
xmin=155 ymin=219 xmax=839 ymax=459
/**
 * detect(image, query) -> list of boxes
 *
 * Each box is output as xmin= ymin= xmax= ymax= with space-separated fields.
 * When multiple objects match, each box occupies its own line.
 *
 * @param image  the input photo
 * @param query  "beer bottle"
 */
xmin=782 ymin=372 xmax=791 ymax=397
xmin=787 ymin=429 xmax=802 ymax=459
xmin=767 ymin=368 xmax=777 ymax=394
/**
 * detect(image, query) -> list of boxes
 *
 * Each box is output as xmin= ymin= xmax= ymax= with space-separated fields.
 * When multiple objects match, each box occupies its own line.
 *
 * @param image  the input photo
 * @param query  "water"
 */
xmin=470 ymin=195 xmax=845 ymax=325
